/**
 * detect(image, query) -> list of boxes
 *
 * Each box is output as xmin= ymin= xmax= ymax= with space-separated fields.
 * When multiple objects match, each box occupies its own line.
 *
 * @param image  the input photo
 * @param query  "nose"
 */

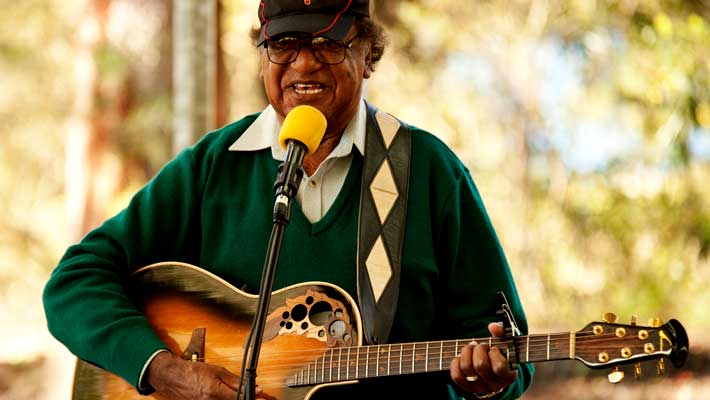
xmin=290 ymin=44 xmax=323 ymax=72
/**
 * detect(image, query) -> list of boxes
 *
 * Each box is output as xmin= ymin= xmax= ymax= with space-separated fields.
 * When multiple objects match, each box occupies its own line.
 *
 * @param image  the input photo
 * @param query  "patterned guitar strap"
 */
xmin=356 ymin=102 xmax=411 ymax=345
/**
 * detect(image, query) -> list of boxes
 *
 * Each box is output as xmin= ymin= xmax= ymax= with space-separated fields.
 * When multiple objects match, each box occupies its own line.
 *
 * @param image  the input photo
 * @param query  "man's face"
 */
xmin=260 ymin=25 xmax=371 ymax=137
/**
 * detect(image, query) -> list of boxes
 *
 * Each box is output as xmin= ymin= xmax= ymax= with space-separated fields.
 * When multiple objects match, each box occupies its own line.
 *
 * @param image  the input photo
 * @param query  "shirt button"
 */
xmin=309 ymin=180 xmax=317 ymax=188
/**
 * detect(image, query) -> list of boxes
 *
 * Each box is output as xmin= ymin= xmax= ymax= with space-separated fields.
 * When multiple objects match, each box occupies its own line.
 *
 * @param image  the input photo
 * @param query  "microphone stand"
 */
xmin=243 ymin=141 xmax=306 ymax=400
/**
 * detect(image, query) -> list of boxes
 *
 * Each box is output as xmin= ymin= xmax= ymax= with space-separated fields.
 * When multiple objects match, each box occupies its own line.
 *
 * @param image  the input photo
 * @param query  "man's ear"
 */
xmin=363 ymin=51 xmax=373 ymax=79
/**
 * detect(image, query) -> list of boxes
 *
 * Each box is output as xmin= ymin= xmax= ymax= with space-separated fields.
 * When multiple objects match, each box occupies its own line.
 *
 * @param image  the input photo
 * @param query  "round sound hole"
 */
xmin=291 ymin=304 xmax=308 ymax=321
xmin=308 ymin=301 xmax=333 ymax=326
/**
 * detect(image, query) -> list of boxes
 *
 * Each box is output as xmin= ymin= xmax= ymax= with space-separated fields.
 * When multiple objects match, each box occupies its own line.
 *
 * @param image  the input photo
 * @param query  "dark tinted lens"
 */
xmin=312 ymin=37 xmax=343 ymax=52
xmin=270 ymin=37 xmax=300 ymax=51
xmin=266 ymin=36 xmax=348 ymax=65
xmin=267 ymin=37 xmax=300 ymax=64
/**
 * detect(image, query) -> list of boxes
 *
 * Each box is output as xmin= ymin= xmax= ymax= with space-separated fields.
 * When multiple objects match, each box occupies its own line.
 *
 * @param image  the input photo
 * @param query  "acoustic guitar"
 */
xmin=71 ymin=262 xmax=689 ymax=399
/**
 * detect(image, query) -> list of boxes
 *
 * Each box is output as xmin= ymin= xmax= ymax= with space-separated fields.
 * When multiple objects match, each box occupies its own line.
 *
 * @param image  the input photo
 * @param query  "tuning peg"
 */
xmin=608 ymin=367 xmax=624 ymax=383
xmin=649 ymin=318 xmax=664 ymax=327
xmin=603 ymin=312 xmax=618 ymax=323
xmin=657 ymin=359 xmax=665 ymax=376
xmin=630 ymin=315 xmax=637 ymax=326
xmin=634 ymin=363 xmax=642 ymax=379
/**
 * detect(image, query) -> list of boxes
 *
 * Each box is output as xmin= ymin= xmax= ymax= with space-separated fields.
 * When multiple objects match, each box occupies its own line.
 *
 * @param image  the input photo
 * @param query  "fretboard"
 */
xmin=288 ymin=333 xmax=575 ymax=386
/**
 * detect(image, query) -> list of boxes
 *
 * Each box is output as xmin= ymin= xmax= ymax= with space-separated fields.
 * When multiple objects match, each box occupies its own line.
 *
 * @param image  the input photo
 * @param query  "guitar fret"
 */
xmin=322 ymin=350 xmax=325 ymax=383
xmin=425 ymin=342 xmax=429 ymax=372
xmin=347 ymin=347 xmax=352 ymax=380
xmin=399 ymin=343 xmax=403 ymax=374
xmin=329 ymin=349 xmax=333 ymax=382
xmin=387 ymin=344 xmax=391 ymax=375
xmin=570 ymin=332 xmax=576 ymax=359
xmin=439 ymin=341 xmax=443 ymax=371
xmin=355 ymin=347 xmax=360 ymax=379
xmin=526 ymin=335 xmax=530 ymax=363
xmin=307 ymin=363 xmax=311 ymax=384
xmin=337 ymin=348 xmax=342 ymax=381
xmin=411 ymin=343 xmax=415 ymax=373
xmin=376 ymin=345 xmax=380 ymax=376
xmin=365 ymin=347 xmax=369 ymax=378
xmin=547 ymin=334 xmax=551 ymax=360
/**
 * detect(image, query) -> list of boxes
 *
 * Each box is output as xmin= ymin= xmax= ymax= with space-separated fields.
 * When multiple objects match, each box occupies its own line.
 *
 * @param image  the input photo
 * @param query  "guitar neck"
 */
xmin=289 ymin=333 xmax=573 ymax=386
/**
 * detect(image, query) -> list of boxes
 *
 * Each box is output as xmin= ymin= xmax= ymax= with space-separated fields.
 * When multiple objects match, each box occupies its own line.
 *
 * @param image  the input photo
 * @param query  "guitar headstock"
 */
xmin=574 ymin=314 xmax=688 ymax=383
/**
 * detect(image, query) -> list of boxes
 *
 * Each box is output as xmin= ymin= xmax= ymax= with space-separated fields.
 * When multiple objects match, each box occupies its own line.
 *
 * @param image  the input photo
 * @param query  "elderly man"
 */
xmin=44 ymin=1 xmax=533 ymax=399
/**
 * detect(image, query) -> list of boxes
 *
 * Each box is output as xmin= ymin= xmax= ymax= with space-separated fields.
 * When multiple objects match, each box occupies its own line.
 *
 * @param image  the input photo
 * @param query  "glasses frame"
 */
xmin=264 ymin=35 xmax=360 ymax=65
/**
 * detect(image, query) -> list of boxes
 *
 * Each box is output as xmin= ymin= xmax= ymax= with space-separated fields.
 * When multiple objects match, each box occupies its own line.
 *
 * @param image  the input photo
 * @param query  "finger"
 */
xmin=458 ymin=342 xmax=475 ymax=377
xmin=488 ymin=322 xmax=505 ymax=337
xmin=472 ymin=343 xmax=499 ymax=385
xmin=215 ymin=366 xmax=240 ymax=391
xmin=488 ymin=346 xmax=519 ymax=383
xmin=450 ymin=353 xmax=493 ymax=394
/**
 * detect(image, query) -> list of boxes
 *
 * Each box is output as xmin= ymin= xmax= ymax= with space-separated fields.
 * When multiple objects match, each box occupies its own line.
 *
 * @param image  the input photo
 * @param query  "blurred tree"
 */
xmin=357 ymin=0 xmax=710 ymax=327
xmin=173 ymin=0 xmax=230 ymax=156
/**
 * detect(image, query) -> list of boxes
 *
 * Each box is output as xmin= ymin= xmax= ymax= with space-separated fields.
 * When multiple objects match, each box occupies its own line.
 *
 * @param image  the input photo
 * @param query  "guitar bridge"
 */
xmin=181 ymin=327 xmax=206 ymax=362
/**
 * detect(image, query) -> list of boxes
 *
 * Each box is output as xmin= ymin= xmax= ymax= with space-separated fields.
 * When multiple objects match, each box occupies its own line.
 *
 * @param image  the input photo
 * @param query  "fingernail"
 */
xmin=469 ymin=340 xmax=478 ymax=345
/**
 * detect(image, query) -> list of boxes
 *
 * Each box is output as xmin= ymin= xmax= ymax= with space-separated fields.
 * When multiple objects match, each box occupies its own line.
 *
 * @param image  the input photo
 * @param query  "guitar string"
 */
xmin=220 ymin=344 xmax=655 ymax=376
xmin=189 ymin=331 xmax=649 ymax=363
xmin=195 ymin=337 xmax=659 ymax=367
xmin=200 ymin=340 xmax=666 ymax=387
xmin=192 ymin=338 xmax=660 ymax=368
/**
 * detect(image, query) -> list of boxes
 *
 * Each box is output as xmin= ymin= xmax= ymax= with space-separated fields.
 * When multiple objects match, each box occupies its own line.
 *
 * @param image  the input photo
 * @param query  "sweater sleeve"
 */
xmin=436 ymin=169 xmax=534 ymax=399
xmin=42 ymin=145 xmax=204 ymax=390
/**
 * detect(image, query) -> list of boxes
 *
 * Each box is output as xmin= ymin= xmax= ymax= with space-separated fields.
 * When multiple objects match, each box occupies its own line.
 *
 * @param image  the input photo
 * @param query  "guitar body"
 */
xmin=72 ymin=262 xmax=364 ymax=400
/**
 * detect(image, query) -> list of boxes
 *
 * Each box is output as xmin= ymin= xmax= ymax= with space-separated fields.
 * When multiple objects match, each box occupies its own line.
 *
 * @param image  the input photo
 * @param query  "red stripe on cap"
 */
xmin=260 ymin=1 xmax=272 ymax=40
xmin=312 ymin=0 xmax=354 ymax=37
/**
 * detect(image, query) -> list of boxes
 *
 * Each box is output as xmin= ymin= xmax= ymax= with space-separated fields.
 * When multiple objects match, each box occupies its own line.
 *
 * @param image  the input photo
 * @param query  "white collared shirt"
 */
xmin=229 ymin=99 xmax=367 ymax=223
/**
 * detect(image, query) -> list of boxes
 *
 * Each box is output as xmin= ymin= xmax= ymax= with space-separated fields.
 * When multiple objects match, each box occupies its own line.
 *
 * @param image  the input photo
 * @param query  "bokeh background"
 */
xmin=1 ymin=0 xmax=709 ymax=398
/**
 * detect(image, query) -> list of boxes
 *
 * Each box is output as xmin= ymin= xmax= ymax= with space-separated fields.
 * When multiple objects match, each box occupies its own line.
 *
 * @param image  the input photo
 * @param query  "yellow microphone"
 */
xmin=273 ymin=105 xmax=327 ymax=221
xmin=279 ymin=105 xmax=327 ymax=154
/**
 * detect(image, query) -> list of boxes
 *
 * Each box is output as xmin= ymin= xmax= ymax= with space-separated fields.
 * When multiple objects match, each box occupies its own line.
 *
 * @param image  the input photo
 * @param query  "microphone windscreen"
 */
xmin=278 ymin=105 xmax=327 ymax=155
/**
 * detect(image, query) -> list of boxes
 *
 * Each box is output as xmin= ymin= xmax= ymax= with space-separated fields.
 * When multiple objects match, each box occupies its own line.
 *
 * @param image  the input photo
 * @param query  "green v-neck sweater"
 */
xmin=44 ymin=113 xmax=533 ymax=399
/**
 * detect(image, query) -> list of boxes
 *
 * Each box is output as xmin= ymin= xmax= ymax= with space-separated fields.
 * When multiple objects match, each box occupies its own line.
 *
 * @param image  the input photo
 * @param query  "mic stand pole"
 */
xmin=243 ymin=143 xmax=305 ymax=400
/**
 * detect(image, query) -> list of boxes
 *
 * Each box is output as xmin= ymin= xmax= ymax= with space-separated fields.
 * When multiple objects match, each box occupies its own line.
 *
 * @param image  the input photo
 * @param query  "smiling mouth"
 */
xmin=293 ymin=83 xmax=325 ymax=95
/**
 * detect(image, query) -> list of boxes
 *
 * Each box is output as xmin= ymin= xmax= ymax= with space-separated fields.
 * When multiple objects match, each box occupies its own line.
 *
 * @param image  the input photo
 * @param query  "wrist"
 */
xmin=474 ymin=386 xmax=505 ymax=399
xmin=145 ymin=351 xmax=175 ymax=391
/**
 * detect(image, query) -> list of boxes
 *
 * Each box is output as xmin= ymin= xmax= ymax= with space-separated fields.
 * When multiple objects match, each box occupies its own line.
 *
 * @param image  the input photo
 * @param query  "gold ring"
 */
xmin=465 ymin=375 xmax=479 ymax=382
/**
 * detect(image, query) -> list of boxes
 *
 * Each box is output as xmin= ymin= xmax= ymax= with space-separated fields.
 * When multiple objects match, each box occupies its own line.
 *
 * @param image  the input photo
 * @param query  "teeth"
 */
xmin=294 ymin=83 xmax=324 ymax=95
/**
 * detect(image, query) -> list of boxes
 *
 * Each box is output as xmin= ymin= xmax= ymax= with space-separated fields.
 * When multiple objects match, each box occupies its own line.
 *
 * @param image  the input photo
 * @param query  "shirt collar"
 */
xmin=229 ymin=99 xmax=367 ymax=161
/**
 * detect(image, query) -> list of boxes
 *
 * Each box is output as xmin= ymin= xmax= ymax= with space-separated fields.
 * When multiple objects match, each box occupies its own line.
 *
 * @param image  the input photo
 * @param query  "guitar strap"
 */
xmin=356 ymin=102 xmax=411 ymax=345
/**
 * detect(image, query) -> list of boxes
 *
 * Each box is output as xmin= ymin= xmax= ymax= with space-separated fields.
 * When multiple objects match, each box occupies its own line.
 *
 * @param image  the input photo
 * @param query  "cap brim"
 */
xmin=258 ymin=14 xmax=354 ymax=45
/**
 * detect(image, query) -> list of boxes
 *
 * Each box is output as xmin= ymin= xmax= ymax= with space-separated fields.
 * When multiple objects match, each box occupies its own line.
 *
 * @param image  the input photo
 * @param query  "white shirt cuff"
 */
xmin=137 ymin=349 xmax=170 ymax=392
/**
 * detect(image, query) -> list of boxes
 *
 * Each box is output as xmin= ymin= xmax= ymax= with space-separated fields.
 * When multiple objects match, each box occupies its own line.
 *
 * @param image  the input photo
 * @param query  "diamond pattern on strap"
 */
xmin=365 ymin=236 xmax=393 ymax=303
xmin=370 ymin=159 xmax=399 ymax=224
xmin=376 ymin=111 xmax=401 ymax=149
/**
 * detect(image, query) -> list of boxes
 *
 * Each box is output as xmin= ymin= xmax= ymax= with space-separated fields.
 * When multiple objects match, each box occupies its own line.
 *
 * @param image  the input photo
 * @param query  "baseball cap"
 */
xmin=257 ymin=0 xmax=370 ymax=45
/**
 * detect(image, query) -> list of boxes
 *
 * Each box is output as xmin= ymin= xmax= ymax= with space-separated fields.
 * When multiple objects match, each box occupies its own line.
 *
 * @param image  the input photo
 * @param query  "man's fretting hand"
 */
xmin=450 ymin=322 xmax=518 ymax=398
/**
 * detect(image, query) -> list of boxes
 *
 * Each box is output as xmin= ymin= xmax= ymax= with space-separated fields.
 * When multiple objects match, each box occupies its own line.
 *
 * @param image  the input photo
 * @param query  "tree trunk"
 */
xmin=65 ymin=0 xmax=112 ymax=242
xmin=173 ymin=0 xmax=225 ymax=155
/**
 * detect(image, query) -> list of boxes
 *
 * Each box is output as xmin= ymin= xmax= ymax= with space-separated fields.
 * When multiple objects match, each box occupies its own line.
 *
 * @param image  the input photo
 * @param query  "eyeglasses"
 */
xmin=264 ymin=35 xmax=359 ymax=65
